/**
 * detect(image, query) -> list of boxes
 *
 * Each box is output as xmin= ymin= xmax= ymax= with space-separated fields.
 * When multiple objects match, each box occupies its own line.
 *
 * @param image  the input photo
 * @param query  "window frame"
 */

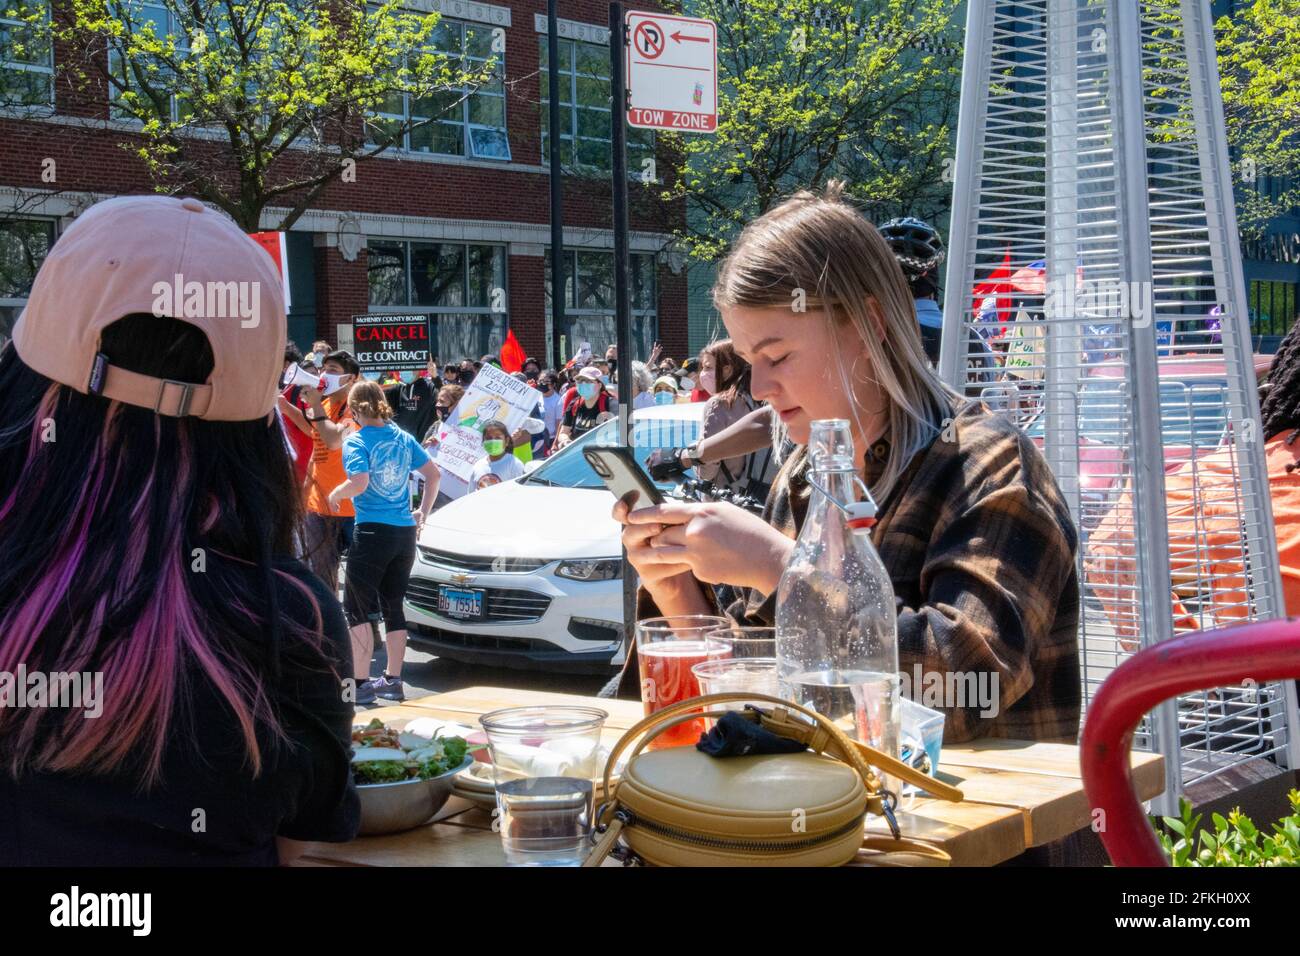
xmin=369 ymin=16 xmax=511 ymax=161
xmin=1 ymin=0 xmax=54 ymax=109
xmin=543 ymin=246 xmax=659 ymax=356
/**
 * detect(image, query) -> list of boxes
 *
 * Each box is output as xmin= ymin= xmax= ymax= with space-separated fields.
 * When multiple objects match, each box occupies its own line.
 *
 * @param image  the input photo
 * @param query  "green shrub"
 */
xmin=1154 ymin=789 xmax=1300 ymax=866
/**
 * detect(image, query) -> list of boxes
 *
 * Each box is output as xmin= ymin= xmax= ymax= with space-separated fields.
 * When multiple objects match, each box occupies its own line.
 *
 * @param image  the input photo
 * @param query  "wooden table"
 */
xmin=298 ymin=685 xmax=1165 ymax=867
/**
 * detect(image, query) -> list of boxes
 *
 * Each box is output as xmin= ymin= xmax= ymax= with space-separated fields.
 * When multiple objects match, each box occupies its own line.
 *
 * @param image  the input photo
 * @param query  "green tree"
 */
xmin=650 ymin=0 xmax=963 ymax=261
xmin=1216 ymin=0 xmax=1300 ymax=239
xmin=21 ymin=0 xmax=493 ymax=230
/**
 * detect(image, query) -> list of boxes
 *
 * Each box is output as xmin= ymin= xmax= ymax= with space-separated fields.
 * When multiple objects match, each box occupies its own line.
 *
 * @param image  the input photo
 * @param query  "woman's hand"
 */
xmin=612 ymin=497 xmax=795 ymax=595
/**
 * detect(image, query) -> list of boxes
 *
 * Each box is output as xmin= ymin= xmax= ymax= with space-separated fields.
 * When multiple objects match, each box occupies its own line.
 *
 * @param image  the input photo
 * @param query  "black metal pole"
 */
xmin=610 ymin=0 xmax=637 ymax=666
xmin=547 ymin=0 xmax=566 ymax=372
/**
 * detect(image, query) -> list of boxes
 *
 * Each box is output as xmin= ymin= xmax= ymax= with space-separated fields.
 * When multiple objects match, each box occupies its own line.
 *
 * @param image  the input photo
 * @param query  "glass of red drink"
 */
xmin=635 ymin=615 xmax=732 ymax=750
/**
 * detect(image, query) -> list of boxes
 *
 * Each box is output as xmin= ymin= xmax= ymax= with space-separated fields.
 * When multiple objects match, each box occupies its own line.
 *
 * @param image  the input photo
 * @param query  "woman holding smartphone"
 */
xmin=612 ymin=182 xmax=1082 ymax=747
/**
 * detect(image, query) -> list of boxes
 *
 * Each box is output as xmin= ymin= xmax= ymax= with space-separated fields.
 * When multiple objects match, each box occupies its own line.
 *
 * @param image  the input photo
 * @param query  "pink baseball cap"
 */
xmin=12 ymin=194 xmax=286 ymax=421
xmin=575 ymin=365 xmax=603 ymax=382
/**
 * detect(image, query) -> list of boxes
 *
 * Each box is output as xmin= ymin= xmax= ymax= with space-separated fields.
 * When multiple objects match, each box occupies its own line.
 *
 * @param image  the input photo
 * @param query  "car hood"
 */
xmin=420 ymin=480 xmax=621 ymax=560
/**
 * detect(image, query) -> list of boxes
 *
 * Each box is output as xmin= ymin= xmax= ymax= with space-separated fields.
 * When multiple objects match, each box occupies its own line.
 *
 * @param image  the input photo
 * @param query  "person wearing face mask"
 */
xmin=652 ymin=375 xmax=679 ymax=406
xmin=554 ymin=366 xmax=609 ymax=451
xmin=469 ymin=419 xmax=526 ymax=490
xmin=538 ymin=371 xmax=564 ymax=453
xmin=421 ymin=383 xmax=470 ymax=509
xmin=677 ymin=358 xmax=700 ymax=397
xmin=300 ymin=350 xmax=361 ymax=592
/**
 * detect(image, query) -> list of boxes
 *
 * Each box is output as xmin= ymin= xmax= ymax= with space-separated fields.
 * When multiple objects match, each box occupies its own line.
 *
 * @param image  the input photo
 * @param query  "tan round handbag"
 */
xmin=584 ymin=693 xmax=963 ymax=867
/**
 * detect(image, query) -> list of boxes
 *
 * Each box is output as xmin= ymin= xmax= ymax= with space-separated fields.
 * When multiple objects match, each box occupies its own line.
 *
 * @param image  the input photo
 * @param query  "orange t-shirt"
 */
xmin=1085 ymin=432 xmax=1300 ymax=647
xmin=305 ymin=395 xmax=356 ymax=517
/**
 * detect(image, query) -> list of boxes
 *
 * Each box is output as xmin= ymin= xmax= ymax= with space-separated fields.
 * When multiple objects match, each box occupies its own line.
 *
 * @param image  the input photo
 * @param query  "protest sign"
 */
xmin=432 ymin=364 xmax=541 ymax=481
xmin=351 ymin=313 xmax=431 ymax=372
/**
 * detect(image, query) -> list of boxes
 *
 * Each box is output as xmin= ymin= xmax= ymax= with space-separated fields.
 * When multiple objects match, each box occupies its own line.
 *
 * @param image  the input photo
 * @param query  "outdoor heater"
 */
xmin=941 ymin=0 xmax=1300 ymax=814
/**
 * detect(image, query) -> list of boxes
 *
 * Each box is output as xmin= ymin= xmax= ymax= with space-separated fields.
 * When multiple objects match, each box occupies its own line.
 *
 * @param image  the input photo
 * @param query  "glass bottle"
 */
xmin=775 ymin=419 xmax=900 ymax=769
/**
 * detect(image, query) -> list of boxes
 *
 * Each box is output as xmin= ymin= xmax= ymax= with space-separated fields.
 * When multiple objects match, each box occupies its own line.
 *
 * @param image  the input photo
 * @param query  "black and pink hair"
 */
xmin=0 ymin=313 xmax=332 ymax=786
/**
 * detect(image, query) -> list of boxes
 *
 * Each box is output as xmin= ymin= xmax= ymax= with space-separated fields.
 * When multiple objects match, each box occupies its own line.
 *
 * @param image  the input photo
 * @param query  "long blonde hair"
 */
xmin=712 ymin=181 xmax=959 ymax=502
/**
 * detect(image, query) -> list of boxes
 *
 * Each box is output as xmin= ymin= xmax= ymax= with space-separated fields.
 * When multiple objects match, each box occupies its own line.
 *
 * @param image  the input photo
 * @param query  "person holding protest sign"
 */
xmin=469 ymin=419 xmax=526 ymax=492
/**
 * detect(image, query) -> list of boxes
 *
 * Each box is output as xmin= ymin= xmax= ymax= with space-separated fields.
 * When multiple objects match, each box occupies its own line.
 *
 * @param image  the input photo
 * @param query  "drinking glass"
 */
xmin=703 ymin=625 xmax=782 ymax=661
xmin=635 ymin=615 xmax=731 ymax=749
xmin=478 ymin=705 xmax=607 ymax=866
xmin=691 ymin=657 xmax=780 ymax=729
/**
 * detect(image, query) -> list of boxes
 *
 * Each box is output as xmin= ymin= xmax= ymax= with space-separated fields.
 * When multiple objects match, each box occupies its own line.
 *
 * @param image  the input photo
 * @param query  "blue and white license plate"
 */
xmin=438 ymin=586 xmax=485 ymax=620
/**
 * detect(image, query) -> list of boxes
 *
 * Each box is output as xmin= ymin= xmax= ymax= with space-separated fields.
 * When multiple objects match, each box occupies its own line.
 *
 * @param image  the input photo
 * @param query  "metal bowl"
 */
xmin=356 ymin=755 xmax=474 ymax=836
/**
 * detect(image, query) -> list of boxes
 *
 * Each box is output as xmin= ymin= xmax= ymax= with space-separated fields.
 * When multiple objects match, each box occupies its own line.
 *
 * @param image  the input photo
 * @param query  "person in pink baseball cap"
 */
xmin=0 ymin=195 xmax=359 ymax=865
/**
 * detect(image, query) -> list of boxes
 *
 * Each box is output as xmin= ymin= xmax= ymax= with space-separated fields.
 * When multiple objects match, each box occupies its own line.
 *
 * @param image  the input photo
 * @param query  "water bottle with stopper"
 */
xmin=775 ymin=419 xmax=901 ymax=783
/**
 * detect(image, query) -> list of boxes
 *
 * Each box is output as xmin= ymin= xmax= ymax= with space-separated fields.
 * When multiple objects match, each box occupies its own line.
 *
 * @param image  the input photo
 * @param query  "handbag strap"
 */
xmin=598 ymin=693 xmax=963 ymax=820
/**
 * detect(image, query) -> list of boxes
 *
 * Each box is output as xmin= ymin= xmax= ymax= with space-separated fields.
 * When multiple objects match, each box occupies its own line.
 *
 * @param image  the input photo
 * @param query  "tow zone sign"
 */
xmin=624 ymin=11 xmax=717 ymax=133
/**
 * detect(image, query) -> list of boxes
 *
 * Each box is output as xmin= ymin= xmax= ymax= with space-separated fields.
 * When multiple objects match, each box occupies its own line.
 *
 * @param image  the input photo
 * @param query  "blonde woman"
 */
xmin=613 ymin=182 xmax=1081 ymax=746
xmin=328 ymin=381 xmax=440 ymax=705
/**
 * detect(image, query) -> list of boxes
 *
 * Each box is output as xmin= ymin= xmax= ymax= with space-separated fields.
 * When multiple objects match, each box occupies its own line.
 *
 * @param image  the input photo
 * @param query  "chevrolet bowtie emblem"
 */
xmin=451 ymin=573 xmax=473 ymax=587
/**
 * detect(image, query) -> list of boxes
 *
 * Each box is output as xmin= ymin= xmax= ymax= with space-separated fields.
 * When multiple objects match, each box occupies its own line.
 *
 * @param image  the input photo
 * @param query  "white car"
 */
xmin=405 ymin=403 xmax=705 ymax=673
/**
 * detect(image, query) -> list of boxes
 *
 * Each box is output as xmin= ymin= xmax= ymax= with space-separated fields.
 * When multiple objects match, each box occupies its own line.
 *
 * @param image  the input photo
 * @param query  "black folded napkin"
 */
xmin=696 ymin=710 xmax=808 ymax=757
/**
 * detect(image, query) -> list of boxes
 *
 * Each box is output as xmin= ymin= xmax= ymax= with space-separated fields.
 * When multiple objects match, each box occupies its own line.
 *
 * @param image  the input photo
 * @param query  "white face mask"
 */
xmin=680 ymin=377 xmax=695 ymax=391
xmin=320 ymin=372 xmax=351 ymax=396
xmin=699 ymin=370 xmax=716 ymax=394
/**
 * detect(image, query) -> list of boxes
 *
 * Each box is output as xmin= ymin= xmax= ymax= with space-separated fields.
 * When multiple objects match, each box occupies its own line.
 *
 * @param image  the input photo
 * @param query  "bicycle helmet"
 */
xmin=878 ymin=216 xmax=945 ymax=278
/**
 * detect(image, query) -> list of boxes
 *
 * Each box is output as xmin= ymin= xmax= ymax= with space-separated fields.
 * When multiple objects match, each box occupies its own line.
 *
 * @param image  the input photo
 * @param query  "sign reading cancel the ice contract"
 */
xmin=624 ymin=11 xmax=717 ymax=133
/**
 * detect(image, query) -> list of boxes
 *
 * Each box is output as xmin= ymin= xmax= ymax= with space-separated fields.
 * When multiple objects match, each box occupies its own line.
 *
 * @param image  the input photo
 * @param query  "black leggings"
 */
xmin=344 ymin=523 xmax=417 ymax=632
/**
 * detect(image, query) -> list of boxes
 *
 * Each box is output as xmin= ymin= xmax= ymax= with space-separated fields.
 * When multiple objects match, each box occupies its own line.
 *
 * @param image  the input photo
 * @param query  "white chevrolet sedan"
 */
xmin=405 ymin=403 xmax=705 ymax=673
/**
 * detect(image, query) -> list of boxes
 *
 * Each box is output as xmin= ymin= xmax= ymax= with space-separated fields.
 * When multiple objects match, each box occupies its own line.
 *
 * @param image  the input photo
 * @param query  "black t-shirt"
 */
xmin=385 ymin=378 xmax=437 ymax=444
xmin=0 ymin=557 xmax=360 ymax=866
xmin=562 ymin=392 xmax=606 ymax=440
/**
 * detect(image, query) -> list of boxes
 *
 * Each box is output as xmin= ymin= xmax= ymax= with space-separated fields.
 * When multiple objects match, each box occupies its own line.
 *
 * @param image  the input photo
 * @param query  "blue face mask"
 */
xmin=654 ymin=391 xmax=675 ymax=406
xmin=578 ymin=382 xmax=600 ymax=400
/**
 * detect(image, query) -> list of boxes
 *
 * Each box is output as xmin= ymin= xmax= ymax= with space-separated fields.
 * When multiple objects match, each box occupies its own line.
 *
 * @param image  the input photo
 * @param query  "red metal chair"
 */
xmin=1080 ymin=617 xmax=1300 ymax=866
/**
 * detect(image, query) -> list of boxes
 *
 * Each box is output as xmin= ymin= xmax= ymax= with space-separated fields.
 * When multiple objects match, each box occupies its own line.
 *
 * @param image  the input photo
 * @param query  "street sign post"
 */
xmin=608 ymin=4 xmax=718 ymax=682
xmin=624 ymin=10 xmax=717 ymax=132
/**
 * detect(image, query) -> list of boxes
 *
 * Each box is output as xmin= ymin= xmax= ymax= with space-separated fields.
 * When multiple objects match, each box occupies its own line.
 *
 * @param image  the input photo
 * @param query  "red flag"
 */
xmin=499 ymin=329 xmax=526 ymax=373
xmin=971 ymin=246 xmax=1014 ymax=330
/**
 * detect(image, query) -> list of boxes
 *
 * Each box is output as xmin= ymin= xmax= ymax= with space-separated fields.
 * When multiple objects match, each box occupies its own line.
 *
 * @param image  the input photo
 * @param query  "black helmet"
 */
xmin=878 ymin=216 xmax=945 ymax=277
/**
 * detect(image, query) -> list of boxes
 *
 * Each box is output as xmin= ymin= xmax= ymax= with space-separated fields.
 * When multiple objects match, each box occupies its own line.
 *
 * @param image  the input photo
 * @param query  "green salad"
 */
xmin=350 ymin=718 xmax=470 ymax=785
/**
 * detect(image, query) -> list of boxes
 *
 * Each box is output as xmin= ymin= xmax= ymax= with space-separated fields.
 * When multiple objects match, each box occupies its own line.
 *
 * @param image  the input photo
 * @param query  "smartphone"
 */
xmin=583 ymin=446 xmax=664 ymax=510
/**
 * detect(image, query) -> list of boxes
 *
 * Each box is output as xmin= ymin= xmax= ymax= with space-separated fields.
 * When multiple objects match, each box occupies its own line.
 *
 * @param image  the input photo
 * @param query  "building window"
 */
xmin=1 ymin=1 xmax=53 ymax=107
xmin=539 ymin=37 xmax=653 ymax=175
xmin=367 ymin=238 xmax=508 ymax=361
xmin=370 ymin=18 xmax=510 ymax=160
xmin=544 ymin=248 xmax=657 ymax=358
xmin=1249 ymin=279 xmax=1298 ymax=338
xmin=0 ymin=217 xmax=56 ymax=345
xmin=108 ymin=3 xmax=191 ymax=122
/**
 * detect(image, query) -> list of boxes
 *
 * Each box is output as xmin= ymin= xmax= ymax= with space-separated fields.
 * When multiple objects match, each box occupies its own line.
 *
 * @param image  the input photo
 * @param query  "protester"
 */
xmin=422 ymin=383 xmax=471 ymax=507
xmin=470 ymin=419 xmax=526 ymax=490
xmin=693 ymin=339 xmax=778 ymax=499
xmin=631 ymin=360 xmax=656 ymax=410
xmin=612 ymin=181 xmax=1082 ymax=750
xmin=690 ymin=349 xmax=713 ymax=403
xmin=554 ymin=365 xmax=611 ymax=450
xmin=278 ymin=347 xmax=315 ymax=489
xmin=307 ymin=339 xmax=332 ymax=369
xmin=383 ymin=357 xmax=438 ymax=445
xmin=538 ymin=369 xmax=565 ymax=450
xmin=677 ymin=357 xmax=700 ymax=396
xmin=301 ymin=350 xmax=361 ymax=592
xmin=652 ymin=375 xmax=679 ymax=405
xmin=327 ymin=381 xmax=438 ymax=705
xmin=523 ymin=356 xmax=542 ymax=380
xmin=0 ymin=194 xmax=358 ymax=865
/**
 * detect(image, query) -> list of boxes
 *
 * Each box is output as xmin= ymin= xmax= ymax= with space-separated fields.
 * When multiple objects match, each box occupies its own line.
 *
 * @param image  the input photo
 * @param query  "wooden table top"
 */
xmin=298 ymin=685 xmax=1165 ymax=867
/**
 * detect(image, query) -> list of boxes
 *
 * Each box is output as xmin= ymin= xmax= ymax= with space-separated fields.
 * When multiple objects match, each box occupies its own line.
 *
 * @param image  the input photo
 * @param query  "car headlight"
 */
xmin=555 ymin=558 xmax=622 ymax=582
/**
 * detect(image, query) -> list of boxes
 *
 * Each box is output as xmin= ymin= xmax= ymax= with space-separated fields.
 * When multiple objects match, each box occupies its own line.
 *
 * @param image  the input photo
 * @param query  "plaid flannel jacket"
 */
xmin=624 ymin=400 xmax=1082 ymax=744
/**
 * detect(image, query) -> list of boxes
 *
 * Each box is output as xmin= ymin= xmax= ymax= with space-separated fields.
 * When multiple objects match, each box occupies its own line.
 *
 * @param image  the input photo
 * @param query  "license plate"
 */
xmin=438 ymin=586 xmax=484 ymax=620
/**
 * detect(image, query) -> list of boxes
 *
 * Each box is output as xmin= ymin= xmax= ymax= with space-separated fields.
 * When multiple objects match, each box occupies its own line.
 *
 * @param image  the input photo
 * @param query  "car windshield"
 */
xmin=1017 ymin=378 xmax=1233 ymax=448
xmin=523 ymin=415 xmax=702 ymax=490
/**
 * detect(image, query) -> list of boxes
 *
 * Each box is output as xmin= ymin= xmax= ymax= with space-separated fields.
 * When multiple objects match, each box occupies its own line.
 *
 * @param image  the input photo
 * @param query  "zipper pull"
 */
xmin=879 ymin=791 xmax=902 ymax=841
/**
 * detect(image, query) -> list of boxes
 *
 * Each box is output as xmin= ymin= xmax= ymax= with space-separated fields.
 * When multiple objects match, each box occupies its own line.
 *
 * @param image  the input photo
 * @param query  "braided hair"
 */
xmin=1259 ymin=318 xmax=1300 ymax=471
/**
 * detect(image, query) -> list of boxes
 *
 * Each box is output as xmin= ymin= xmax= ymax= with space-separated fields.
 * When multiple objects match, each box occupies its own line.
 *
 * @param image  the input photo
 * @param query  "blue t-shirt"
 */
xmin=342 ymin=423 xmax=431 ymax=526
xmin=914 ymin=297 xmax=944 ymax=330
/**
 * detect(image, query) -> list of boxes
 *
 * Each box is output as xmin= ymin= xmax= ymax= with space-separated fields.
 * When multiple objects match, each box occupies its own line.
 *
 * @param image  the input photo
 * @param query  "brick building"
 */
xmin=0 ymin=0 xmax=689 ymax=369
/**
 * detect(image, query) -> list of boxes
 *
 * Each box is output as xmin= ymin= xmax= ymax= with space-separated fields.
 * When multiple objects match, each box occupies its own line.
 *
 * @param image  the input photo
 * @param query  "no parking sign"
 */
xmin=624 ymin=10 xmax=717 ymax=132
